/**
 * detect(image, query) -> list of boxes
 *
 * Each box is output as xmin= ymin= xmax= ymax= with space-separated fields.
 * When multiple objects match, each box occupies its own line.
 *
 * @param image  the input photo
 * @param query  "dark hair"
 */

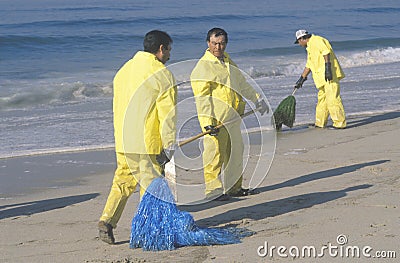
xmin=206 ymin=28 xmax=228 ymax=43
xmin=143 ymin=30 xmax=173 ymax=54
xmin=302 ymin=33 xmax=312 ymax=40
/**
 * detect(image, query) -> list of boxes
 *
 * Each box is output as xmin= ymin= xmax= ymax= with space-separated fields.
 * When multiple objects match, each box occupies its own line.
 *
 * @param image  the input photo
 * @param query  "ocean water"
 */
xmin=1 ymin=0 xmax=400 ymax=159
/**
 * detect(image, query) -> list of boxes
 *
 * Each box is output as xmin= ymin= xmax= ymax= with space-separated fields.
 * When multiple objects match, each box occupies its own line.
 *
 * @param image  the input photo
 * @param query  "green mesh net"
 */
xmin=273 ymin=95 xmax=296 ymax=130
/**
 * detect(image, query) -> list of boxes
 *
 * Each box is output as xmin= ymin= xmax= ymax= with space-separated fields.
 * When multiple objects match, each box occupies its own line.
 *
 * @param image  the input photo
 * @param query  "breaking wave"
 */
xmin=0 ymin=81 xmax=113 ymax=110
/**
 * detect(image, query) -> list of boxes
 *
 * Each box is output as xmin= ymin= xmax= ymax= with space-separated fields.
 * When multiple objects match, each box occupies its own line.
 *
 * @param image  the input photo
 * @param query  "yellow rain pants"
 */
xmin=202 ymin=122 xmax=244 ymax=195
xmin=100 ymin=152 xmax=162 ymax=228
xmin=315 ymin=81 xmax=346 ymax=128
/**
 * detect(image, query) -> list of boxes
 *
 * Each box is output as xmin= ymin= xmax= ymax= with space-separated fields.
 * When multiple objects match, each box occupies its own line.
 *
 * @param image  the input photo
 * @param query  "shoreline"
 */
xmin=2 ymin=110 xmax=399 ymax=199
xmin=0 ymin=149 xmax=116 ymax=199
xmin=1 ymin=111 xmax=399 ymax=262
xmin=1 ymin=109 xmax=399 ymax=161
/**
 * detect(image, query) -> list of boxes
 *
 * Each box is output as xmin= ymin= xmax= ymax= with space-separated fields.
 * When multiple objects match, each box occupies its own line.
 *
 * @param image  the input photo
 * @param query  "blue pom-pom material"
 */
xmin=130 ymin=177 xmax=253 ymax=251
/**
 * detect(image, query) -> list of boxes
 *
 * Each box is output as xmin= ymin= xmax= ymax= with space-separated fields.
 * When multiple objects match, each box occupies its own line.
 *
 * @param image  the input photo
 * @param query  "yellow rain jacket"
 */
xmin=113 ymin=51 xmax=177 ymax=154
xmin=306 ymin=34 xmax=345 ymax=88
xmin=191 ymin=50 xmax=259 ymax=128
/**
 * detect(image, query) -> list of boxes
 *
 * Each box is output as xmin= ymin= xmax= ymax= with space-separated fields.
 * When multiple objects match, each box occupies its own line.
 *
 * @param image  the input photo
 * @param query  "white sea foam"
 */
xmin=339 ymin=47 xmax=400 ymax=68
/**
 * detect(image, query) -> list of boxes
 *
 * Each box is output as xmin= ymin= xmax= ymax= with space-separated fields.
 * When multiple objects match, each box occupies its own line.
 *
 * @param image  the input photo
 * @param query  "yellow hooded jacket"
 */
xmin=306 ymin=34 xmax=345 ymax=88
xmin=113 ymin=51 xmax=177 ymax=154
xmin=190 ymin=50 xmax=259 ymax=129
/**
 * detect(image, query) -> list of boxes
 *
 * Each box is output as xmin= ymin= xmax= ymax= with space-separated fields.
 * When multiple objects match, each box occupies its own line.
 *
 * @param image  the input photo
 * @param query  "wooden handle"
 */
xmin=177 ymin=107 xmax=261 ymax=147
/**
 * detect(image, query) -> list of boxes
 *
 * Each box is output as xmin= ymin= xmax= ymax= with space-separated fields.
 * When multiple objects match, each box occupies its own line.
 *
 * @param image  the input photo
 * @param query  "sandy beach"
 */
xmin=1 ymin=111 xmax=399 ymax=263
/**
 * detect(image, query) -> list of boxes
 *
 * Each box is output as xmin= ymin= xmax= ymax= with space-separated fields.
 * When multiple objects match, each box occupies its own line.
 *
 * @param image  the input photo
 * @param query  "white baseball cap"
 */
xmin=294 ymin=29 xmax=309 ymax=44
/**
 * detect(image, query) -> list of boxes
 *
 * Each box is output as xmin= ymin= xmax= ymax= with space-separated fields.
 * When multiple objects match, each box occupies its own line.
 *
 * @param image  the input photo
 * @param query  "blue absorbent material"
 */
xmin=129 ymin=177 xmax=253 ymax=251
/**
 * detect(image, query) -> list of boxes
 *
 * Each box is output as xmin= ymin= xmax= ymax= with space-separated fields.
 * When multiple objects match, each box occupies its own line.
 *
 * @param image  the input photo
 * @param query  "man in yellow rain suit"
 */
xmin=98 ymin=30 xmax=177 ymax=244
xmin=191 ymin=28 xmax=268 ymax=201
xmin=294 ymin=30 xmax=346 ymax=129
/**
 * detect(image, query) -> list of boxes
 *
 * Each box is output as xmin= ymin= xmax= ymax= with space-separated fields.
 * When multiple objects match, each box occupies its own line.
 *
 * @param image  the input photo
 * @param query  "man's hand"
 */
xmin=325 ymin=62 xmax=333 ymax=81
xmin=156 ymin=148 xmax=175 ymax=166
xmin=256 ymin=99 xmax=269 ymax=115
xmin=294 ymin=75 xmax=307 ymax=89
xmin=204 ymin=125 xmax=219 ymax=136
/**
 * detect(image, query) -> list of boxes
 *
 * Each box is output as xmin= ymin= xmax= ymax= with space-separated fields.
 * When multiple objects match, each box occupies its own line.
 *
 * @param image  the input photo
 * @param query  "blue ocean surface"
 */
xmin=1 ymin=0 xmax=400 ymax=159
